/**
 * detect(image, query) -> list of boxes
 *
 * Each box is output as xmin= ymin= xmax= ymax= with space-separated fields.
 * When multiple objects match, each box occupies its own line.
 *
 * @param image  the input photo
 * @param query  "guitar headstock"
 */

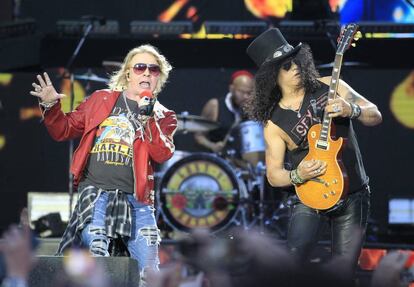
xmin=337 ymin=23 xmax=360 ymax=55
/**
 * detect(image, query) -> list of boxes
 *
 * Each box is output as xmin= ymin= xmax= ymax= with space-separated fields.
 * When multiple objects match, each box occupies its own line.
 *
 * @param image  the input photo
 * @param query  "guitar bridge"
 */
xmin=309 ymin=177 xmax=329 ymax=186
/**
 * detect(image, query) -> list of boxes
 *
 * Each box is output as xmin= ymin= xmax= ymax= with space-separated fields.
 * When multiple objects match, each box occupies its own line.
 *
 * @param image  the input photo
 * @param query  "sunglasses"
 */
xmin=131 ymin=63 xmax=161 ymax=76
xmin=281 ymin=59 xmax=293 ymax=71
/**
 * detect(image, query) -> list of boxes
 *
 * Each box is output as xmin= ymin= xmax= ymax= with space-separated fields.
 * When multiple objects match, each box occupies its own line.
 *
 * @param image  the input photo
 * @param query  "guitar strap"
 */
xmin=310 ymin=99 xmax=320 ymax=122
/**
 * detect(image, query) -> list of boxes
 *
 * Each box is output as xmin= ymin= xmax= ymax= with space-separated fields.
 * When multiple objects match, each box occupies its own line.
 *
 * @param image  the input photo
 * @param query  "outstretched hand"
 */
xmin=30 ymin=72 xmax=65 ymax=104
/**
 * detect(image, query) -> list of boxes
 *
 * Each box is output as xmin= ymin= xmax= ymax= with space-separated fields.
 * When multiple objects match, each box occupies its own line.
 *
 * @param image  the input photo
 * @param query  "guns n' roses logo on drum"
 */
xmin=158 ymin=153 xmax=241 ymax=233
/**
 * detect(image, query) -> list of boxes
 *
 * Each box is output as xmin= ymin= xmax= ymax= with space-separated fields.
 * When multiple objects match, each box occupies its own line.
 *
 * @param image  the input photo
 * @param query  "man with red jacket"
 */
xmin=30 ymin=44 xmax=177 ymax=281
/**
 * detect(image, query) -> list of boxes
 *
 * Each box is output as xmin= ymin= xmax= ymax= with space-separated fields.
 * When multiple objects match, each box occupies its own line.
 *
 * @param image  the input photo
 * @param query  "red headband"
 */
xmin=230 ymin=70 xmax=254 ymax=83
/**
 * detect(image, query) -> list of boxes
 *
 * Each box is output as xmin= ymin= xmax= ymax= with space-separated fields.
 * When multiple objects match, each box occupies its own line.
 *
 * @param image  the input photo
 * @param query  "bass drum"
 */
xmin=154 ymin=150 xmax=192 ymax=178
xmin=158 ymin=153 xmax=247 ymax=233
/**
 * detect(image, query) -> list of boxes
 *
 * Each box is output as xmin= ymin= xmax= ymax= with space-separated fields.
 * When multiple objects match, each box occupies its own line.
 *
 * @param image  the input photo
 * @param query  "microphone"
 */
xmin=81 ymin=15 xmax=107 ymax=25
xmin=139 ymin=90 xmax=156 ymax=116
xmin=139 ymin=90 xmax=154 ymax=98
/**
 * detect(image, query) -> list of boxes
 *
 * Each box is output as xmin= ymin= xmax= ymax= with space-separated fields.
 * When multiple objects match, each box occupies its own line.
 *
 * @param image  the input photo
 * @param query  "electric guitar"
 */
xmin=295 ymin=23 xmax=361 ymax=210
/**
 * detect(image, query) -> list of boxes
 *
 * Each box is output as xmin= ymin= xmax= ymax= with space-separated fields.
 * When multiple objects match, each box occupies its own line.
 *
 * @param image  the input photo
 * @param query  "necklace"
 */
xmin=122 ymin=93 xmax=143 ymax=131
xmin=279 ymin=97 xmax=304 ymax=118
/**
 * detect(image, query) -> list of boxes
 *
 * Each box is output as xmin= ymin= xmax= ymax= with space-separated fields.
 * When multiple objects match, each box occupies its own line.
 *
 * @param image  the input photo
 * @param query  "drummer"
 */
xmin=194 ymin=70 xmax=254 ymax=153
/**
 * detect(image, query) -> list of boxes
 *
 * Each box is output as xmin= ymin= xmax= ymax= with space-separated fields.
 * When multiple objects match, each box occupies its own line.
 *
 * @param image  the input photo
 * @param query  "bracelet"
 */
xmin=290 ymin=169 xmax=305 ymax=185
xmin=38 ymin=99 xmax=58 ymax=110
xmin=349 ymin=103 xmax=361 ymax=119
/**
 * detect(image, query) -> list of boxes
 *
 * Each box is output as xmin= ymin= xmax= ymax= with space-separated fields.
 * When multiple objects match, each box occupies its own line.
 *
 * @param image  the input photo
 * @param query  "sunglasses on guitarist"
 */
xmin=281 ymin=59 xmax=294 ymax=71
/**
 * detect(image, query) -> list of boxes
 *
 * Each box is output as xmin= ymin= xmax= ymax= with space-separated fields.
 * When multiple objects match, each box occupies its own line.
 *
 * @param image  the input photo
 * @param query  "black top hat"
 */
xmin=246 ymin=28 xmax=302 ymax=67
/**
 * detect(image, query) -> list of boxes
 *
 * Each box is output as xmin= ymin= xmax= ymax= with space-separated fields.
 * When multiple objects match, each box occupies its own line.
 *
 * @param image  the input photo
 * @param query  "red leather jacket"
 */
xmin=43 ymin=89 xmax=177 ymax=205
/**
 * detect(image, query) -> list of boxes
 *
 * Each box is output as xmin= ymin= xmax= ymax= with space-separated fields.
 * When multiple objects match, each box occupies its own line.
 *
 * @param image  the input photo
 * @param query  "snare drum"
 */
xmin=157 ymin=153 xmax=247 ymax=233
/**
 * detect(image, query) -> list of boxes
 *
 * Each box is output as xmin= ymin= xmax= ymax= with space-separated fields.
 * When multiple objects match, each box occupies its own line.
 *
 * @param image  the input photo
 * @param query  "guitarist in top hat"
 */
xmin=245 ymin=27 xmax=382 ymax=265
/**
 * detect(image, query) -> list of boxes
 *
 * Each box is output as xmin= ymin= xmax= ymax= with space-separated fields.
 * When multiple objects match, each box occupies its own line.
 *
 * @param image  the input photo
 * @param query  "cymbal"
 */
xmin=176 ymin=113 xmax=219 ymax=132
xmin=316 ymin=61 xmax=368 ymax=69
xmin=73 ymin=74 xmax=109 ymax=83
xmin=102 ymin=60 xmax=122 ymax=68
xmin=102 ymin=60 xmax=122 ymax=73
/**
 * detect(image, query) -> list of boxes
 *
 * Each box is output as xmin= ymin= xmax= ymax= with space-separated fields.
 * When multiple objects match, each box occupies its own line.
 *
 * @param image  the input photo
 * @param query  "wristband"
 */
xmin=349 ymin=103 xmax=361 ymax=119
xmin=290 ymin=169 xmax=305 ymax=185
xmin=39 ymin=99 xmax=58 ymax=110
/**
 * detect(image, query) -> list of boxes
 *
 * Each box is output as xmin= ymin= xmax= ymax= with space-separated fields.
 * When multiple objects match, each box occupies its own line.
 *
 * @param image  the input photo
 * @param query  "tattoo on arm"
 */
xmin=345 ymin=90 xmax=382 ymax=125
xmin=345 ymin=90 xmax=358 ymax=104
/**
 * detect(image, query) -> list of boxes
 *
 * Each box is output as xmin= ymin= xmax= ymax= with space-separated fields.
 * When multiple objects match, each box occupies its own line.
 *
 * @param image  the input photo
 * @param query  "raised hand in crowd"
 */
xmin=0 ymin=225 xmax=36 ymax=286
xmin=146 ymin=262 xmax=186 ymax=287
xmin=370 ymin=251 xmax=410 ymax=287
xmin=54 ymin=249 xmax=110 ymax=287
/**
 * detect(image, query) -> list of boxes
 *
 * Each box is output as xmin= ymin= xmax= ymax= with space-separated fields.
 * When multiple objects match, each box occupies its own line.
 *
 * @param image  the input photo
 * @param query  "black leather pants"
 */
xmin=286 ymin=186 xmax=370 ymax=264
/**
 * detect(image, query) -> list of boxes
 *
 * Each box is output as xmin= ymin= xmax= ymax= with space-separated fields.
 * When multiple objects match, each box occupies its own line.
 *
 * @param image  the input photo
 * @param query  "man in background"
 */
xmin=194 ymin=70 xmax=254 ymax=153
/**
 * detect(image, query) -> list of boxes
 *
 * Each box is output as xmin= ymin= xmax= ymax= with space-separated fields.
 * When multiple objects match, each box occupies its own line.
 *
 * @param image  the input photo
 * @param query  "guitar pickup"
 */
xmin=316 ymin=140 xmax=329 ymax=150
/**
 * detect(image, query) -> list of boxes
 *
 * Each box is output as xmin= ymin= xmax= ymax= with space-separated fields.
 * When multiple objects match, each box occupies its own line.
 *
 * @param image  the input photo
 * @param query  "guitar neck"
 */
xmin=319 ymin=53 xmax=344 ymax=144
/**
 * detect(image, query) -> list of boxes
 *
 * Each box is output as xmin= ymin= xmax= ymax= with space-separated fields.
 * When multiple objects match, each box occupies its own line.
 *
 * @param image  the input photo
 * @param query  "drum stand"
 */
xmin=243 ymin=162 xmax=290 ymax=237
xmin=249 ymin=161 xmax=267 ymax=233
xmin=263 ymin=200 xmax=290 ymax=239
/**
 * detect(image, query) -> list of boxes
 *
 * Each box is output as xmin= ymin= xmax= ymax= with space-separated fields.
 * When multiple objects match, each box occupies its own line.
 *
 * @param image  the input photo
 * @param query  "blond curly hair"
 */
xmin=108 ymin=44 xmax=172 ymax=96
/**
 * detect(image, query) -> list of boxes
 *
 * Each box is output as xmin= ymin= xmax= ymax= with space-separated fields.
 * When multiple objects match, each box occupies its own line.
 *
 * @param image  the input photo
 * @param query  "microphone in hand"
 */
xmin=138 ymin=90 xmax=156 ymax=116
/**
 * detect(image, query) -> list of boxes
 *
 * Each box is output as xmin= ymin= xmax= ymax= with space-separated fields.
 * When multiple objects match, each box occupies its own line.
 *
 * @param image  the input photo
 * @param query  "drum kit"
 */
xmin=156 ymin=112 xmax=289 ymax=237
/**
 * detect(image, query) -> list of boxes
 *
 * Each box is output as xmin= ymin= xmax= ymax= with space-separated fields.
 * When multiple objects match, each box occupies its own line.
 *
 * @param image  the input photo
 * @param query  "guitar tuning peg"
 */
xmin=351 ymin=43 xmax=356 ymax=47
xmin=354 ymin=31 xmax=362 ymax=40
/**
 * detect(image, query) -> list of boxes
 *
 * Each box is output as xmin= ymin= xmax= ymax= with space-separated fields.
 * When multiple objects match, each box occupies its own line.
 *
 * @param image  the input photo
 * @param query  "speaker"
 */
xmin=35 ymin=238 xmax=60 ymax=256
xmin=29 ymin=256 xmax=140 ymax=287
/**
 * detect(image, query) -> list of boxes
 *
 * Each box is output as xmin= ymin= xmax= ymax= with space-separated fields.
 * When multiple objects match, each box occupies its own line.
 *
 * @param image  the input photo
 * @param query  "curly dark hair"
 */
xmin=244 ymin=44 xmax=321 ymax=123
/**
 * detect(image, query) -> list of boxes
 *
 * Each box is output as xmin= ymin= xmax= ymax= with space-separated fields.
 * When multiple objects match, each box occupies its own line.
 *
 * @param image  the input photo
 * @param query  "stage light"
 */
xmin=388 ymin=198 xmax=414 ymax=224
xmin=0 ymin=19 xmax=36 ymax=39
xmin=130 ymin=21 xmax=193 ymax=37
xmin=358 ymin=21 xmax=414 ymax=34
xmin=204 ymin=21 xmax=267 ymax=36
xmin=276 ymin=21 xmax=414 ymax=39
xmin=56 ymin=20 xmax=119 ymax=36
xmin=277 ymin=20 xmax=340 ymax=36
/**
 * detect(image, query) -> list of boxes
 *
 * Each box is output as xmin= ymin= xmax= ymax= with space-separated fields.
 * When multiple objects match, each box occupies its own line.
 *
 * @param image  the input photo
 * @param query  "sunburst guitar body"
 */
xmin=294 ymin=23 xmax=360 ymax=211
xmin=295 ymin=123 xmax=349 ymax=210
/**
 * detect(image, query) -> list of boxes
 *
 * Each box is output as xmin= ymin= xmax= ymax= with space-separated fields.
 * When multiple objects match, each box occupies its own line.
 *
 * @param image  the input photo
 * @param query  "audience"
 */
xmin=0 ymin=223 xmax=413 ymax=287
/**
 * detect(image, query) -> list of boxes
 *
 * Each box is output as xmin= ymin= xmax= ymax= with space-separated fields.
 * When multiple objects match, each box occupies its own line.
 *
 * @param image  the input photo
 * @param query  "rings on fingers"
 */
xmin=333 ymin=105 xmax=341 ymax=113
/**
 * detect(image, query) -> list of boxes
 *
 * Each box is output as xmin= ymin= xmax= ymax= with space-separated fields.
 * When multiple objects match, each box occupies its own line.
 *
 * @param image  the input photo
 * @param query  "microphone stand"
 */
xmin=64 ymin=21 xmax=94 ymax=217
